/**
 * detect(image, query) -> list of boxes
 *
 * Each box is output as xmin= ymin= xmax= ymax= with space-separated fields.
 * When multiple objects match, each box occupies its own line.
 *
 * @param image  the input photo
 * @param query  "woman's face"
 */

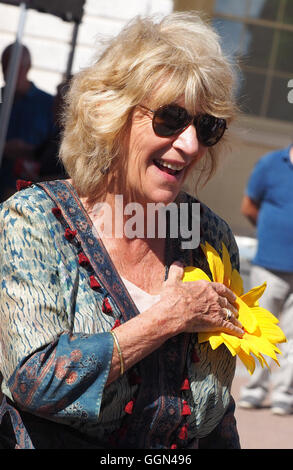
xmin=122 ymin=98 xmax=208 ymax=206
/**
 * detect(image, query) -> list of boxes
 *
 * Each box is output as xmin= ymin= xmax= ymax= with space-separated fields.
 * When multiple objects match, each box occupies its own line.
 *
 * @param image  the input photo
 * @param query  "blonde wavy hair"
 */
xmin=59 ymin=11 xmax=237 ymax=200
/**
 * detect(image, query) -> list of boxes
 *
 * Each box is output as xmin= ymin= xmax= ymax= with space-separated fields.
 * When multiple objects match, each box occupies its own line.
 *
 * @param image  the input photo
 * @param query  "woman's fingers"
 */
xmin=165 ymin=261 xmax=184 ymax=283
xmin=218 ymin=297 xmax=239 ymax=318
xmin=211 ymin=282 xmax=237 ymax=304
xmin=163 ymin=265 xmax=244 ymax=337
xmin=221 ymin=316 xmax=244 ymax=337
xmin=220 ymin=304 xmax=244 ymax=337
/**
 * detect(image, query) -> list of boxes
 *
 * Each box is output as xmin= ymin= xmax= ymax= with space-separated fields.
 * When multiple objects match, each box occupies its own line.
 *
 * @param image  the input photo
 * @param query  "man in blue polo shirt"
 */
xmin=0 ymin=43 xmax=54 ymax=201
xmin=238 ymin=144 xmax=293 ymax=415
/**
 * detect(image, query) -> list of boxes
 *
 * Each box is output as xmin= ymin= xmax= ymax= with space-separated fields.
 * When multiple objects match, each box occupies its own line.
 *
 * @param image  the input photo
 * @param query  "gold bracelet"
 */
xmin=110 ymin=330 xmax=124 ymax=376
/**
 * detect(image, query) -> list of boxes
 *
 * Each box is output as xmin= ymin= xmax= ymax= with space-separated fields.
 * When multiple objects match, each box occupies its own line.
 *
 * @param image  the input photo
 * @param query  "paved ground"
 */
xmin=231 ymin=264 xmax=292 ymax=450
xmin=232 ymin=362 xmax=293 ymax=449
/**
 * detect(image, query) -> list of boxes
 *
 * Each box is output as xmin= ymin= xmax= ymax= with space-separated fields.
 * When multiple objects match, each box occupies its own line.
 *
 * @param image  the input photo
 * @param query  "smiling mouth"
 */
xmin=153 ymin=159 xmax=186 ymax=176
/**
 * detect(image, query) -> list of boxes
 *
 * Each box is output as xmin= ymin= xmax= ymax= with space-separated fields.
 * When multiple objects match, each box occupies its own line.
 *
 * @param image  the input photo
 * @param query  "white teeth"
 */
xmin=155 ymin=160 xmax=185 ymax=171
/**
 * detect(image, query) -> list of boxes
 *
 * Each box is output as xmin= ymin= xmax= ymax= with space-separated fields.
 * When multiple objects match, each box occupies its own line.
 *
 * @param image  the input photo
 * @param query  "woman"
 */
xmin=0 ymin=12 xmax=243 ymax=449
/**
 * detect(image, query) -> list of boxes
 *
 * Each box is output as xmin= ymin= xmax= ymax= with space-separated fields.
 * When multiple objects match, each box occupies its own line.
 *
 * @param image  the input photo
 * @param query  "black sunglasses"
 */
xmin=140 ymin=104 xmax=227 ymax=147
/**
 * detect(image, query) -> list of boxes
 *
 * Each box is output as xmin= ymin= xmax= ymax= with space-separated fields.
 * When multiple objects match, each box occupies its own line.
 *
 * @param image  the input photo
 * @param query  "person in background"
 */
xmin=239 ymin=144 xmax=293 ymax=415
xmin=38 ymin=78 xmax=70 ymax=181
xmin=0 ymin=43 xmax=54 ymax=201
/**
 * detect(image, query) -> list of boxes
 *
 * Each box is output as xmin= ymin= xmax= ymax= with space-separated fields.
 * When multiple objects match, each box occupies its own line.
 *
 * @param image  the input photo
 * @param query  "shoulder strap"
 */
xmin=36 ymin=180 xmax=139 ymax=323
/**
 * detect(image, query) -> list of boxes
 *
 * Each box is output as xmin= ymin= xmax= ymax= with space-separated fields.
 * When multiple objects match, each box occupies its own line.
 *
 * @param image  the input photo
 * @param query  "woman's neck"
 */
xmin=78 ymin=185 xmax=167 ymax=293
xmin=83 ymin=191 xmax=163 ymax=244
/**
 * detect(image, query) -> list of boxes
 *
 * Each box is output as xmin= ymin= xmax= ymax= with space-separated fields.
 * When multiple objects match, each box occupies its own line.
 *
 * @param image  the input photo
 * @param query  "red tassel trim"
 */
xmin=78 ymin=253 xmax=90 ymax=267
xmin=90 ymin=275 xmax=101 ymax=290
xmin=178 ymin=424 xmax=188 ymax=440
xmin=111 ymin=319 xmax=120 ymax=329
xmin=170 ymin=444 xmax=177 ymax=449
xmin=16 ymin=180 xmax=33 ymax=191
xmin=181 ymin=400 xmax=191 ymax=416
xmin=124 ymin=399 xmax=135 ymax=414
xmin=192 ymin=350 xmax=200 ymax=363
xmin=64 ymin=228 xmax=77 ymax=241
xmin=102 ymin=297 xmax=113 ymax=315
xmin=52 ymin=207 xmax=62 ymax=218
xmin=180 ymin=377 xmax=190 ymax=390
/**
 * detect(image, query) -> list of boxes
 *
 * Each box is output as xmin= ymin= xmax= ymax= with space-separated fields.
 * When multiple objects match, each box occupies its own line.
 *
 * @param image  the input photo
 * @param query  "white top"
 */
xmin=121 ymin=276 xmax=161 ymax=313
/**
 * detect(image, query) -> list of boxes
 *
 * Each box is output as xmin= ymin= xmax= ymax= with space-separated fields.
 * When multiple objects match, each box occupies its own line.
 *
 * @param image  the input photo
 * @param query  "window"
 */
xmin=213 ymin=0 xmax=293 ymax=122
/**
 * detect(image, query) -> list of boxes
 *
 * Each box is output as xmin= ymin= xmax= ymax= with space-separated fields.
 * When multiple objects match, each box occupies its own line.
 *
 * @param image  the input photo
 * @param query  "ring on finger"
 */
xmin=223 ymin=308 xmax=232 ymax=321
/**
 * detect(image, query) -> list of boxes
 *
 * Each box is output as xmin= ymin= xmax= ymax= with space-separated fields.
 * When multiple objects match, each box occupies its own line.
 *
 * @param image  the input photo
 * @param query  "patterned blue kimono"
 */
xmin=0 ymin=180 xmax=241 ymax=449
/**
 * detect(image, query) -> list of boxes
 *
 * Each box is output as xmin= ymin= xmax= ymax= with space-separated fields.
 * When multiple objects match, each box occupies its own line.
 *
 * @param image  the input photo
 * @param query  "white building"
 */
xmin=0 ymin=0 xmax=173 ymax=95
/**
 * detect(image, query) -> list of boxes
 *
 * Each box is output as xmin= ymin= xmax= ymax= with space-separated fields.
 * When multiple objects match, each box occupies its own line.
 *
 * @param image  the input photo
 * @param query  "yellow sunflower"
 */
xmin=183 ymin=242 xmax=287 ymax=375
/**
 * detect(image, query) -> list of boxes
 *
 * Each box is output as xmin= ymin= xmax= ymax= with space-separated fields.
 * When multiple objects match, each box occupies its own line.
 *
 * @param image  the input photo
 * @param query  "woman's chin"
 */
xmin=144 ymin=189 xmax=181 ymax=205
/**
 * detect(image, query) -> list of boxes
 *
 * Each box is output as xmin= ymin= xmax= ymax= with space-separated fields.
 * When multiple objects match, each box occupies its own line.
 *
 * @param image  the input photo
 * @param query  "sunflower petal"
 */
xmin=201 ymin=242 xmax=224 ymax=283
xmin=231 ymin=269 xmax=244 ymax=296
xmin=272 ymin=357 xmax=281 ymax=367
xmin=245 ymin=334 xmax=278 ymax=362
xmin=221 ymin=333 xmax=241 ymax=352
xmin=210 ymin=334 xmax=225 ymax=350
xmin=252 ymin=307 xmax=280 ymax=325
xmin=222 ymin=340 xmax=237 ymax=356
xmin=184 ymin=242 xmax=287 ymax=375
xmin=198 ymin=332 xmax=224 ymax=349
xmin=239 ymin=335 xmax=252 ymax=355
xmin=222 ymin=242 xmax=232 ymax=288
xmin=240 ymin=283 xmax=267 ymax=307
xmin=198 ymin=332 xmax=211 ymax=344
xmin=258 ymin=353 xmax=270 ymax=369
xmin=237 ymin=349 xmax=255 ymax=375
xmin=236 ymin=296 xmax=259 ymax=334
xmin=257 ymin=322 xmax=287 ymax=344
xmin=272 ymin=345 xmax=282 ymax=354
xmin=183 ymin=266 xmax=211 ymax=282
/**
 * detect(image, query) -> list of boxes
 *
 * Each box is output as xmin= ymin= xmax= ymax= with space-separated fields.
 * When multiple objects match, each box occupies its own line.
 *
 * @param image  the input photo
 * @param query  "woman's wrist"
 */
xmin=153 ymin=297 xmax=186 ymax=338
xmin=106 ymin=304 xmax=175 ymax=383
xmin=110 ymin=329 xmax=125 ymax=376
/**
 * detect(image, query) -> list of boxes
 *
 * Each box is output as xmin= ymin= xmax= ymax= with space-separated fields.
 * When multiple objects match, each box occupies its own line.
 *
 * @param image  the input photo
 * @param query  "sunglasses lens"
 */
xmin=152 ymin=105 xmax=227 ymax=146
xmin=196 ymin=115 xmax=227 ymax=147
xmin=153 ymin=105 xmax=190 ymax=137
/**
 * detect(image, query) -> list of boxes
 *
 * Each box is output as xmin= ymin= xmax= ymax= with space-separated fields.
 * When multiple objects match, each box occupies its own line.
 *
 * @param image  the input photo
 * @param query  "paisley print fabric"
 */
xmin=0 ymin=181 xmax=240 ymax=449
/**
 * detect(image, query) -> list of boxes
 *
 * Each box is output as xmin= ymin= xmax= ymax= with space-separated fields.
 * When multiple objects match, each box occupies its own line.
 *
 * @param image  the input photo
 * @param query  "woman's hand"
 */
xmin=159 ymin=262 xmax=244 ymax=338
xmin=107 ymin=261 xmax=243 ymax=384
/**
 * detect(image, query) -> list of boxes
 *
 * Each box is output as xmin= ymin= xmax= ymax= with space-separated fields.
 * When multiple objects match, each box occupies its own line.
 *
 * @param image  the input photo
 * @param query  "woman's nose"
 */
xmin=172 ymin=123 xmax=199 ymax=156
